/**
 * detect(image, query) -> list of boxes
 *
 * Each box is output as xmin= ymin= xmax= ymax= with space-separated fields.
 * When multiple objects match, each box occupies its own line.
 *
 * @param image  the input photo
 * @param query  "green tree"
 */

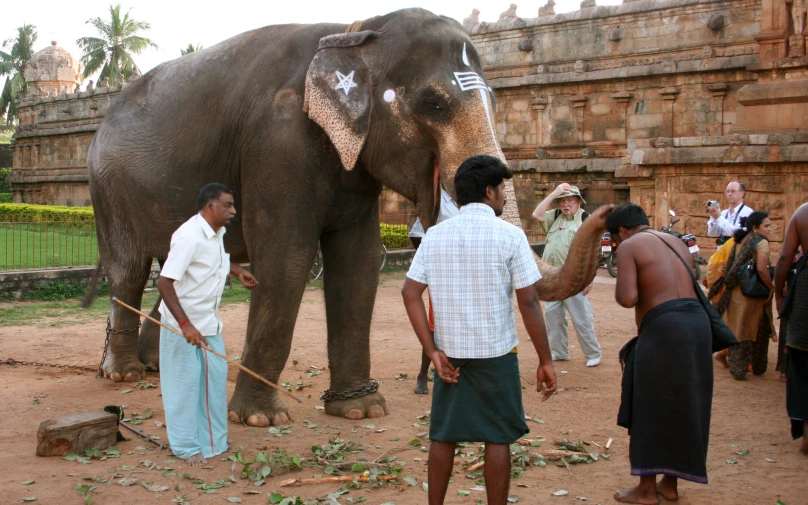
xmin=0 ymin=24 xmax=37 ymax=123
xmin=180 ymin=43 xmax=203 ymax=55
xmin=76 ymin=4 xmax=157 ymax=84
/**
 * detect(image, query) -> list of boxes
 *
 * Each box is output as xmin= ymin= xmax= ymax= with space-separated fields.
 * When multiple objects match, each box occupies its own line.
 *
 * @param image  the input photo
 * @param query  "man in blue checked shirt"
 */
xmin=402 ymin=155 xmax=557 ymax=505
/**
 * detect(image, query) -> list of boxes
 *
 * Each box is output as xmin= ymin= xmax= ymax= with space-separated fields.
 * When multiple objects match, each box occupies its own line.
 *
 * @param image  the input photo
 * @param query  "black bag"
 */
xmin=643 ymin=231 xmax=738 ymax=352
xmin=716 ymin=236 xmax=731 ymax=246
xmin=738 ymin=259 xmax=772 ymax=299
xmin=780 ymin=253 xmax=808 ymax=319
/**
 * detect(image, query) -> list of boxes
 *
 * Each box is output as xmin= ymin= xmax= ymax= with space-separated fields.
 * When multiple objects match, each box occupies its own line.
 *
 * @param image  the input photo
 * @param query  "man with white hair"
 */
xmin=707 ymin=180 xmax=754 ymax=246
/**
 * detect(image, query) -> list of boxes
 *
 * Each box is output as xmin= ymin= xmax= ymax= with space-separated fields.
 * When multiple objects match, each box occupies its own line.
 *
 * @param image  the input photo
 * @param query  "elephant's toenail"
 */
xmin=227 ymin=412 xmax=242 ymax=423
xmin=110 ymin=372 xmax=122 ymax=382
xmin=345 ymin=409 xmax=365 ymax=420
xmin=247 ymin=414 xmax=270 ymax=427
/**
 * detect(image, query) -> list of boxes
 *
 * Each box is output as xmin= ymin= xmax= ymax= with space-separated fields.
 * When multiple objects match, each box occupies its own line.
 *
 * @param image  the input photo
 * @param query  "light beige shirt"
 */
xmin=542 ymin=208 xmax=585 ymax=268
xmin=159 ymin=214 xmax=230 ymax=336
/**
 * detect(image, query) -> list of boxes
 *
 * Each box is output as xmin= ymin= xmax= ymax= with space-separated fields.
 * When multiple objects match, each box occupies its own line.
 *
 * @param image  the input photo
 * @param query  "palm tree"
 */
xmin=76 ymin=4 xmax=157 ymax=84
xmin=0 ymin=24 xmax=37 ymax=123
xmin=181 ymin=43 xmax=203 ymax=55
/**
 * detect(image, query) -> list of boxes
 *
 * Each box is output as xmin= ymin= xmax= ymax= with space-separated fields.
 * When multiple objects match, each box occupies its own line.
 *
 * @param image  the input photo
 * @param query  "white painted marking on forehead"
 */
xmin=454 ymin=71 xmax=487 ymax=91
xmin=383 ymin=89 xmax=395 ymax=102
xmin=451 ymin=80 xmax=457 ymax=86
xmin=462 ymin=42 xmax=470 ymax=67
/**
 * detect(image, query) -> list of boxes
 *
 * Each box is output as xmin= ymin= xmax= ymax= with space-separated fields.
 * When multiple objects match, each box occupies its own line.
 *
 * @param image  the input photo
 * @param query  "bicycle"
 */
xmin=309 ymin=242 xmax=387 ymax=281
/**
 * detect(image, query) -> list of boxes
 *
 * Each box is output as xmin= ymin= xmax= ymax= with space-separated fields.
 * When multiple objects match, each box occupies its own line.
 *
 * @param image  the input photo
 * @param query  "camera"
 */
xmin=707 ymin=200 xmax=719 ymax=209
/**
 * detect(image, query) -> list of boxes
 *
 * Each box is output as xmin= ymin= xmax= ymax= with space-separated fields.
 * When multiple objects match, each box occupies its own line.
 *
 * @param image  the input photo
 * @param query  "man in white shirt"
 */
xmin=402 ymin=155 xmax=557 ymax=505
xmin=707 ymin=180 xmax=754 ymax=245
xmin=157 ymin=183 xmax=258 ymax=467
xmin=407 ymin=188 xmax=460 ymax=394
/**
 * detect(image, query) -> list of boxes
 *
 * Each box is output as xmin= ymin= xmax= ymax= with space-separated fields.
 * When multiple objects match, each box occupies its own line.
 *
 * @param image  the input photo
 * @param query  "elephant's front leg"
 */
xmin=227 ymin=241 xmax=316 ymax=427
xmin=321 ymin=218 xmax=388 ymax=420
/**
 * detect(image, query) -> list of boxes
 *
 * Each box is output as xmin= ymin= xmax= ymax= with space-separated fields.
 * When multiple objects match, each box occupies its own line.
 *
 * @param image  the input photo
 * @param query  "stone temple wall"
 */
xmin=466 ymin=0 xmax=808 ymax=251
xmin=9 ymin=83 xmax=123 ymax=206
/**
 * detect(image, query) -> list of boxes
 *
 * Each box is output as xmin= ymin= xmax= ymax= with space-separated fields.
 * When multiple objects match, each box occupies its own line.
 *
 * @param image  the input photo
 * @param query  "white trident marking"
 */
xmin=335 ymin=71 xmax=358 ymax=95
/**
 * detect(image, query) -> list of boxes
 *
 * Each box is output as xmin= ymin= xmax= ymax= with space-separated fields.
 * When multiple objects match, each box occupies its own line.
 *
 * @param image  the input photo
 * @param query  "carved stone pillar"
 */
xmin=571 ymin=95 xmax=588 ymax=144
xmin=706 ymin=83 xmax=729 ymax=135
xmin=531 ymin=97 xmax=548 ymax=148
xmin=659 ymin=87 xmax=680 ymax=137
xmin=611 ymin=91 xmax=633 ymax=143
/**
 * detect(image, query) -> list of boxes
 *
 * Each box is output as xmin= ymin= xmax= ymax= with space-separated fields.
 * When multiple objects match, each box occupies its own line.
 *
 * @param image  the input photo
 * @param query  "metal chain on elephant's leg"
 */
xmin=1 ymin=358 xmax=97 ymax=373
xmin=97 ymin=315 xmax=142 ymax=378
xmin=320 ymin=379 xmax=381 ymax=403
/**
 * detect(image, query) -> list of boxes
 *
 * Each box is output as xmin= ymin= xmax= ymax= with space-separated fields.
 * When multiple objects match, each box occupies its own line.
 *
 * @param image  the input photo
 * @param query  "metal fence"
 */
xmin=0 ymin=214 xmax=98 ymax=271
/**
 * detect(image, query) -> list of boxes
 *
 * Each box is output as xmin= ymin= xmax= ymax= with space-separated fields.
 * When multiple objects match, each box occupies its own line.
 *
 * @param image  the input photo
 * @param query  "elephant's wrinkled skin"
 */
xmin=88 ymin=8 xmax=606 ymax=426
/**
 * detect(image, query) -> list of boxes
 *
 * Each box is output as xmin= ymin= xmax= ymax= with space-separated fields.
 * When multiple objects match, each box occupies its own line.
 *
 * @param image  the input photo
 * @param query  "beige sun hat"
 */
xmin=555 ymin=185 xmax=586 ymax=204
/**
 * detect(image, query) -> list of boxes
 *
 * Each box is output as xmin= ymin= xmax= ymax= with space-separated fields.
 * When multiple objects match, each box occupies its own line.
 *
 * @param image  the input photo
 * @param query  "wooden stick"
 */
xmin=119 ymin=420 xmax=166 ymax=449
xmin=111 ymin=297 xmax=302 ymax=404
xmin=606 ymin=437 xmax=613 ymax=450
xmin=279 ymin=475 xmax=399 ymax=487
xmin=468 ymin=461 xmax=485 ymax=472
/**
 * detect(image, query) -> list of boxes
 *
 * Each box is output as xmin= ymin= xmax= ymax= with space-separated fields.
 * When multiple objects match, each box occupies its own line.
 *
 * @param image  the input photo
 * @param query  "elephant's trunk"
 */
xmin=534 ymin=209 xmax=607 ymax=301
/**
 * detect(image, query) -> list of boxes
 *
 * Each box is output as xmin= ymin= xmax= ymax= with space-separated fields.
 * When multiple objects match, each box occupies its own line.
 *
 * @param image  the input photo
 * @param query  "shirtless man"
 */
xmin=774 ymin=202 xmax=808 ymax=454
xmin=607 ymin=204 xmax=714 ymax=504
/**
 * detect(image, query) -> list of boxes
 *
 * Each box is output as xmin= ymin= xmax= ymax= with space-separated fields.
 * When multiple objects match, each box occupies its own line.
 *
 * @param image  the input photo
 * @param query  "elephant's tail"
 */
xmin=80 ymin=260 xmax=104 ymax=309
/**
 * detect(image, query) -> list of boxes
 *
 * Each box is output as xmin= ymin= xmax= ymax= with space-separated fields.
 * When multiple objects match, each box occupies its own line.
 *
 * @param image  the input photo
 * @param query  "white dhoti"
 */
xmin=159 ymin=319 xmax=228 ymax=460
xmin=545 ymin=292 xmax=601 ymax=361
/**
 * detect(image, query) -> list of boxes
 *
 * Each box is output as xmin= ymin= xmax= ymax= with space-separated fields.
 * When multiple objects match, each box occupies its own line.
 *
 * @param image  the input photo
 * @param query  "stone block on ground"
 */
xmin=36 ymin=410 xmax=119 ymax=457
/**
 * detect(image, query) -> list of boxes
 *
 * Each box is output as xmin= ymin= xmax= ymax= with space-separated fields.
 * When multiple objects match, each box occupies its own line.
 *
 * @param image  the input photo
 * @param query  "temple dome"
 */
xmin=24 ymin=41 xmax=82 ymax=96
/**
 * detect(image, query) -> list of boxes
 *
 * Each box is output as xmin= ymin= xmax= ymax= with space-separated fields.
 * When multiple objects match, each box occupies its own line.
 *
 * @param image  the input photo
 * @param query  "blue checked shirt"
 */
xmin=406 ymin=203 xmax=542 ymax=359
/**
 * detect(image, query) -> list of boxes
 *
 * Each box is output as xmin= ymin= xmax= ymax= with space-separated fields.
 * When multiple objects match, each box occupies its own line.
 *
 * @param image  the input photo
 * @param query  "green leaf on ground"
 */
xmin=350 ymin=463 xmax=365 ymax=473
xmin=725 ymin=459 xmax=737 ymax=465
xmin=458 ymin=490 xmax=471 ymax=496
xmin=21 ymin=481 xmax=34 ymax=485
xmin=410 ymin=438 xmax=421 ymax=446
xmin=403 ymin=476 xmax=417 ymax=486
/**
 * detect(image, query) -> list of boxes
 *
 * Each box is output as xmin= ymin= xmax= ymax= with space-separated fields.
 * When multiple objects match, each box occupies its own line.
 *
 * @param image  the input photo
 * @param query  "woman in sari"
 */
xmin=708 ymin=211 xmax=777 ymax=380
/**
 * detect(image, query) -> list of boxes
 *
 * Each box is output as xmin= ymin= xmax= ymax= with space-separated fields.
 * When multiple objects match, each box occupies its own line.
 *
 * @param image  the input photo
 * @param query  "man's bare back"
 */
xmin=616 ymin=230 xmax=698 ymax=327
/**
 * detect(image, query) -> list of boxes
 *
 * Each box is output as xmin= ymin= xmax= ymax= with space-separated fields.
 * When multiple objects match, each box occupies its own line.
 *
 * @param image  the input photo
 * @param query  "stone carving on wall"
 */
xmin=86 ymin=80 xmax=94 ymax=91
xmin=574 ymin=60 xmax=588 ymax=72
xmin=707 ymin=13 xmax=725 ymax=31
xmin=463 ymin=9 xmax=480 ymax=31
xmin=701 ymin=45 xmax=716 ymax=58
xmin=788 ymin=0 xmax=807 ymax=56
xmin=539 ymin=0 xmax=556 ymax=16
xmin=74 ymin=83 xmax=81 ymax=93
xmin=581 ymin=0 xmax=597 ymax=9
xmin=99 ymin=77 xmax=109 ymax=88
xmin=499 ymin=4 xmax=519 ymax=21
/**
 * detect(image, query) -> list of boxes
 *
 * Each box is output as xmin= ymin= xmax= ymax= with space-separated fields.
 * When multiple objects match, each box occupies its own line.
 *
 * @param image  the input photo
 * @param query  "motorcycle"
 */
xmin=660 ymin=210 xmax=704 ymax=280
xmin=599 ymin=232 xmax=619 ymax=278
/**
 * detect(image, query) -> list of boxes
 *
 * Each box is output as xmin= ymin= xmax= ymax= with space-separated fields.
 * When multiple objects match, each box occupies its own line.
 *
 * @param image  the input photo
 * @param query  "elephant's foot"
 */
xmin=227 ymin=388 xmax=290 ymax=427
xmin=414 ymin=372 xmax=430 ymax=395
xmin=139 ymin=348 xmax=160 ymax=372
xmin=324 ymin=392 xmax=388 ymax=420
xmin=100 ymin=352 xmax=145 ymax=382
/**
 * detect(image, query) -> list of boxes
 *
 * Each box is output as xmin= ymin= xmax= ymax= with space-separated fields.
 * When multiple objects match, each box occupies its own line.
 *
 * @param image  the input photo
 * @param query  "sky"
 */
xmin=4 ymin=0 xmax=620 ymax=82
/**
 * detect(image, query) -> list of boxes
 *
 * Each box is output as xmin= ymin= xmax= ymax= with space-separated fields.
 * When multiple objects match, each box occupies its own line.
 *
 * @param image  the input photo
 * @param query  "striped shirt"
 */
xmin=406 ymin=203 xmax=541 ymax=359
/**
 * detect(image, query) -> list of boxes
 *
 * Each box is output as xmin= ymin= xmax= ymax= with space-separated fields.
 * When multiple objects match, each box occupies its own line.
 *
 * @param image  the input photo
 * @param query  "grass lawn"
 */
xmin=0 ymin=224 xmax=98 ymax=270
xmin=0 ymin=266 xmax=409 ymax=328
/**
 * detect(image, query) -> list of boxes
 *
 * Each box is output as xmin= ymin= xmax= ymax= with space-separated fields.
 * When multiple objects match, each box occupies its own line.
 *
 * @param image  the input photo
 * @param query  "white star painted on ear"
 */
xmin=335 ymin=70 xmax=358 ymax=96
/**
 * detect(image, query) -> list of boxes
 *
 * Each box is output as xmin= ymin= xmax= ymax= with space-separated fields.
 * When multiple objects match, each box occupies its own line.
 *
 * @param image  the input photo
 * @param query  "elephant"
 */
xmin=88 ymin=8 xmax=606 ymax=426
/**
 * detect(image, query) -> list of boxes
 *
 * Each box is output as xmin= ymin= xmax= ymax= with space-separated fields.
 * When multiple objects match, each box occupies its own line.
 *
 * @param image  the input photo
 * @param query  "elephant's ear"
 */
xmin=304 ymin=31 xmax=378 ymax=171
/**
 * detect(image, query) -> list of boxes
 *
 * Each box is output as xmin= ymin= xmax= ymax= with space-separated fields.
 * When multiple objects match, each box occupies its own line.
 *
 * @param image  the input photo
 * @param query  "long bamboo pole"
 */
xmin=111 ymin=296 xmax=302 ymax=403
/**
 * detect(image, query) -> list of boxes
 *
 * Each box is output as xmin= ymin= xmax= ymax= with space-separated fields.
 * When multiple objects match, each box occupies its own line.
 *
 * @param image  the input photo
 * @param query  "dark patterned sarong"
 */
xmin=429 ymin=352 xmax=529 ymax=444
xmin=787 ymin=268 xmax=808 ymax=350
xmin=787 ymin=346 xmax=808 ymax=439
xmin=618 ymin=298 xmax=713 ymax=484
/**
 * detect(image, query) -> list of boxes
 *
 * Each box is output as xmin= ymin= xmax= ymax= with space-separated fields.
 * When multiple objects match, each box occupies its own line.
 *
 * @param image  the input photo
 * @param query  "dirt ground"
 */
xmin=0 ymin=271 xmax=805 ymax=505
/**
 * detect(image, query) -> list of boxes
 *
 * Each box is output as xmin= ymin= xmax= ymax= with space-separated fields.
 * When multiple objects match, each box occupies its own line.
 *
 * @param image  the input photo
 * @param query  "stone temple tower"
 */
xmin=23 ymin=41 xmax=82 ymax=97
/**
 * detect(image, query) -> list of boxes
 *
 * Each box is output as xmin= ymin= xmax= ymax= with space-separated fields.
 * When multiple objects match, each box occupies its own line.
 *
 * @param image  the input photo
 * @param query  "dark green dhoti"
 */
xmin=429 ymin=352 xmax=529 ymax=444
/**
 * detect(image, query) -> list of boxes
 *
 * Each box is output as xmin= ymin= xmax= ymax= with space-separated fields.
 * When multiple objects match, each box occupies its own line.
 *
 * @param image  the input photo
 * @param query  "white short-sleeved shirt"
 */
xmin=406 ymin=203 xmax=542 ymax=359
xmin=408 ymin=189 xmax=460 ymax=238
xmin=707 ymin=203 xmax=753 ymax=238
xmin=159 ymin=214 xmax=230 ymax=336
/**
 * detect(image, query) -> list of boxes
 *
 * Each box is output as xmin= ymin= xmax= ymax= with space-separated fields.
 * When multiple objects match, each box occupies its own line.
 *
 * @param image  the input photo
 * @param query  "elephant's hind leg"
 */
xmin=138 ymin=295 xmax=162 ymax=371
xmin=101 ymin=254 xmax=152 ymax=382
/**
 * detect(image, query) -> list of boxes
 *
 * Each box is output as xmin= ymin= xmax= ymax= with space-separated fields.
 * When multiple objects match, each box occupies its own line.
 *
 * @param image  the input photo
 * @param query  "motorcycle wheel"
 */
xmin=693 ymin=261 xmax=701 ymax=281
xmin=607 ymin=252 xmax=618 ymax=278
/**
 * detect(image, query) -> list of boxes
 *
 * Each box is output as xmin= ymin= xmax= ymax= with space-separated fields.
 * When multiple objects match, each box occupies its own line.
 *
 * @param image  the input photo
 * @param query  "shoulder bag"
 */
xmin=738 ymin=237 xmax=773 ymax=299
xmin=642 ymin=231 xmax=738 ymax=352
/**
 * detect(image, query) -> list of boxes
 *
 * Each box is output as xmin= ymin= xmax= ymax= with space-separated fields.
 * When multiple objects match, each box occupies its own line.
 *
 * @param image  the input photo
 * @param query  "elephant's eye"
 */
xmin=416 ymin=90 xmax=450 ymax=121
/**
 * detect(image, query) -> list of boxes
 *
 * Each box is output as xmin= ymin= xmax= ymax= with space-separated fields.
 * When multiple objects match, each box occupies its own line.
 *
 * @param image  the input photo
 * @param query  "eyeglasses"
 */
xmin=725 ymin=189 xmax=743 ymax=194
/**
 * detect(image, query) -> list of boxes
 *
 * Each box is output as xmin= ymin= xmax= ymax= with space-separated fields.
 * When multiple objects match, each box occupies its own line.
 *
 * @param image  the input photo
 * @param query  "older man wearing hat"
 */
xmin=532 ymin=183 xmax=602 ymax=367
